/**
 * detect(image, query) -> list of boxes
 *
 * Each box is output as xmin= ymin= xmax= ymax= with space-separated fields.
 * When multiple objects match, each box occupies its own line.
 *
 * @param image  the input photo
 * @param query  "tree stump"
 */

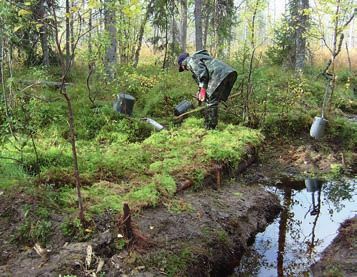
xmin=122 ymin=202 xmax=134 ymax=240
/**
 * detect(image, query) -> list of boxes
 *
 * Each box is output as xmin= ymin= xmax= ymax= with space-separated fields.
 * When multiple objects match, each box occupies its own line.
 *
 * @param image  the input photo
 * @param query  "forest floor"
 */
xmin=0 ymin=132 xmax=356 ymax=277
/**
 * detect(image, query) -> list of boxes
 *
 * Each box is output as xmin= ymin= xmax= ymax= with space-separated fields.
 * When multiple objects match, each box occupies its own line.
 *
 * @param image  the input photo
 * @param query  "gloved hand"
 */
xmin=199 ymin=87 xmax=207 ymax=102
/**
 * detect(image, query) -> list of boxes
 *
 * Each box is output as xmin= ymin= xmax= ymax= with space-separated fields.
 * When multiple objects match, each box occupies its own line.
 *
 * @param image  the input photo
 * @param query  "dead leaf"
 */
xmin=96 ymin=258 xmax=104 ymax=273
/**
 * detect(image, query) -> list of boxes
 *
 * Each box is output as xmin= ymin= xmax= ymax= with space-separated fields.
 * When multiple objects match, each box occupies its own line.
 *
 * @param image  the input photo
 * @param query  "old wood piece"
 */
xmin=122 ymin=202 xmax=134 ymax=240
xmin=213 ymin=164 xmax=222 ymax=188
xmin=232 ymin=155 xmax=256 ymax=177
xmin=175 ymin=179 xmax=193 ymax=192
xmin=19 ymin=80 xmax=74 ymax=88
xmin=175 ymin=163 xmax=222 ymax=193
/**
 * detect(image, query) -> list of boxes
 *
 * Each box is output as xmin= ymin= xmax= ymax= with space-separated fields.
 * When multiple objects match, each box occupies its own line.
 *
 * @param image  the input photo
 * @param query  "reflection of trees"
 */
xmin=235 ymin=248 xmax=267 ymax=276
xmin=323 ymin=180 xmax=354 ymax=213
xmin=236 ymin=178 xmax=355 ymax=276
xmin=277 ymin=187 xmax=292 ymax=277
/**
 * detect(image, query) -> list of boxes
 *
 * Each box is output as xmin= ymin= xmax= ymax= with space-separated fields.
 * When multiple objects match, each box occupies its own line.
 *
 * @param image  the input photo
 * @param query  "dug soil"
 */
xmin=0 ymin=134 xmax=356 ymax=277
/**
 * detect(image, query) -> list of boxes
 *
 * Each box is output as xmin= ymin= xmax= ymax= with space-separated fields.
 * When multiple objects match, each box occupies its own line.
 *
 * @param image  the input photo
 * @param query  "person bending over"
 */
xmin=177 ymin=50 xmax=237 ymax=130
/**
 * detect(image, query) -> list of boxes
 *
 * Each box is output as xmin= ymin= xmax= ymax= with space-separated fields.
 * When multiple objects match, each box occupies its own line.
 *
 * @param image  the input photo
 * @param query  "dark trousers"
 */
xmin=205 ymin=72 xmax=237 ymax=130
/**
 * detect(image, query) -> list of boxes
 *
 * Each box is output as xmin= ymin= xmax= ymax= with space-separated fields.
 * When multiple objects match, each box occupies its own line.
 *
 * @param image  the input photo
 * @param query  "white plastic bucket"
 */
xmin=142 ymin=118 xmax=164 ymax=131
xmin=310 ymin=116 xmax=328 ymax=139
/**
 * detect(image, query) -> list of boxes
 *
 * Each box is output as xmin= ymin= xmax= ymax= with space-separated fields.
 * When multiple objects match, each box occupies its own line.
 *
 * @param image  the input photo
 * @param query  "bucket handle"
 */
xmin=321 ymin=74 xmax=332 ymax=119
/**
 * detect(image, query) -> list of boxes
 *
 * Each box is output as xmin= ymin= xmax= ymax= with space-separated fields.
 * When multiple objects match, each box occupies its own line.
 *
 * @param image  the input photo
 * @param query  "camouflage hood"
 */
xmin=182 ymin=50 xmax=237 ymax=99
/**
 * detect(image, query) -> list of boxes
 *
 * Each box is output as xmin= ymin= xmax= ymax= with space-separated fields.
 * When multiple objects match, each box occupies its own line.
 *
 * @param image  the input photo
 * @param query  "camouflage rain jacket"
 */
xmin=182 ymin=50 xmax=237 ymax=101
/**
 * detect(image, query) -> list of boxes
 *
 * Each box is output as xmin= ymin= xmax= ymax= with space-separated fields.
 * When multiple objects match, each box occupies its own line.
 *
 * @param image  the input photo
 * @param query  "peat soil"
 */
xmin=0 ymin=133 xmax=356 ymax=277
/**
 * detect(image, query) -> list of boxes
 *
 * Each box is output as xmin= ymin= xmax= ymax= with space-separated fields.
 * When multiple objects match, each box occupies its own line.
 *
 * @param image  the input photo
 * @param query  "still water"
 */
xmin=234 ymin=177 xmax=356 ymax=277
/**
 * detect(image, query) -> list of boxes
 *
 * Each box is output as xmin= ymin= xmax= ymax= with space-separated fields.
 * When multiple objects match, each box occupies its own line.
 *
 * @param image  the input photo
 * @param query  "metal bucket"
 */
xmin=113 ymin=93 xmax=135 ymax=116
xmin=310 ymin=116 xmax=328 ymax=139
xmin=174 ymin=99 xmax=192 ymax=116
xmin=305 ymin=178 xmax=320 ymax=192
xmin=310 ymin=75 xmax=331 ymax=139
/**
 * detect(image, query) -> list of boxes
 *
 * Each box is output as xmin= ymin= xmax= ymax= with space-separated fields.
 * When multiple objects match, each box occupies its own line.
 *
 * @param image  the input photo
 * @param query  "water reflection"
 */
xmin=234 ymin=177 xmax=356 ymax=277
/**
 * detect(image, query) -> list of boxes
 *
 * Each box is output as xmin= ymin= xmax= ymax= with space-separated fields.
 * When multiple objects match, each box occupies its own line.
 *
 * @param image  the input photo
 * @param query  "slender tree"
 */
xmin=50 ymin=0 xmax=95 ymax=224
xmin=202 ymin=0 xmax=212 ymax=49
xmin=194 ymin=0 xmax=203 ymax=50
xmin=133 ymin=0 xmax=156 ymax=67
xmin=38 ymin=0 xmax=49 ymax=66
xmin=311 ymin=0 xmax=355 ymax=111
xmin=180 ymin=0 xmax=188 ymax=51
xmin=104 ymin=0 xmax=117 ymax=80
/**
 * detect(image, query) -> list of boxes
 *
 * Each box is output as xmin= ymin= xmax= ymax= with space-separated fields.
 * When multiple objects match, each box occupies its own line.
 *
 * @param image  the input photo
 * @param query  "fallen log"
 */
xmin=19 ymin=80 xmax=74 ymax=88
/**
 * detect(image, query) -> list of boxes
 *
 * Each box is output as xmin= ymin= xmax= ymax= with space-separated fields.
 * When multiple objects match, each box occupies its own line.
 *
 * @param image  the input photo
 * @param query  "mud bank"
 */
xmin=135 ymin=184 xmax=282 ymax=276
xmin=0 ymin=182 xmax=282 ymax=277
xmin=310 ymin=216 xmax=357 ymax=277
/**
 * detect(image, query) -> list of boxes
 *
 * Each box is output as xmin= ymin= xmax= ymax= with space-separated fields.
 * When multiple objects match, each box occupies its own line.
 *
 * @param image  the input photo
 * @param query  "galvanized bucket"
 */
xmin=174 ymin=99 xmax=192 ymax=116
xmin=310 ymin=116 xmax=328 ymax=139
xmin=310 ymin=75 xmax=331 ymax=139
xmin=113 ymin=93 xmax=135 ymax=116
xmin=305 ymin=178 xmax=320 ymax=192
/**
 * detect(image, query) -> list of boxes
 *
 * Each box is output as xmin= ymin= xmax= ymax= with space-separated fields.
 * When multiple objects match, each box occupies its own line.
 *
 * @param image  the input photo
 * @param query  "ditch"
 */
xmin=234 ymin=177 xmax=356 ymax=276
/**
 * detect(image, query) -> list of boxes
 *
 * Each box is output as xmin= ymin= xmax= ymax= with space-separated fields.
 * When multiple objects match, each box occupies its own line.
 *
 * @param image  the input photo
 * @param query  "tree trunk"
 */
xmin=162 ymin=1 xmax=169 ymax=69
xmin=203 ymin=0 xmax=211 ymax=50
xmin=194 ymin=0 xmax=203 ymax=51
xmin=70 ymin=1 xmax=75 ymax=67
xmin=38 ymin=0 xmax=49 ymax=66
xmin=133 ymin=0 xmax=155 ymax=68
xmin=213 ymin=0 xmax=219 ymax=57
xmin=65 ymin=0 xmax=70 ymax=70
xmin=180 ymin=0 xmax=188 ymax=51
xmin=0 ymin=20 xmax=3 ymax=81
xmin=345 ymin=42 xmax=352 ymax=73
xmin=52 ymin=0 xmax=85 ymax=224
xmin=245 ymin=0 xmax=259 ymax=123
xmin=122 ymin=203 xmax=134 ymax=240
xmin=326 ymin=1 xmax=344 ymax=112
xmin=294 ymin=0 xmax=309 ymax=76
xmin=88 ymin=9 xmax=92 ymax=60
xmin=104 ymin=0 xmax=117 ymax=80
xmin=63 ymin=85 xmax=85 ymax=223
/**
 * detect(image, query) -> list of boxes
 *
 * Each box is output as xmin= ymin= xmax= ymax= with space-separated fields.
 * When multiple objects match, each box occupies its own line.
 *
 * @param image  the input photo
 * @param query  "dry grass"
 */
xmin=308 ymin=45 xmax=357 ymax=71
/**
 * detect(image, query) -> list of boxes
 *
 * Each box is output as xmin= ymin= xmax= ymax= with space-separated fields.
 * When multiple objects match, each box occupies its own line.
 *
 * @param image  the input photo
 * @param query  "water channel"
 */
xmin=233 ymin=177 xmax=356 ymax=277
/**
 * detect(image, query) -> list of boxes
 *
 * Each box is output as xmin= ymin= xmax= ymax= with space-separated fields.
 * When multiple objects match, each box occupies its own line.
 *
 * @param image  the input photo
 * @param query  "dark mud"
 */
xmin=0 ymin=180 xmax=282 ymax=277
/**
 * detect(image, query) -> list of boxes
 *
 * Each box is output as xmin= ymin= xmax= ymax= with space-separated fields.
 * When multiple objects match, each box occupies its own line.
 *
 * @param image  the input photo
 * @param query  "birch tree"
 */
xmin=104 ymin=0 xmax=117 ymax=80
xmin=311 ymin=0 xmax=355 ymax=111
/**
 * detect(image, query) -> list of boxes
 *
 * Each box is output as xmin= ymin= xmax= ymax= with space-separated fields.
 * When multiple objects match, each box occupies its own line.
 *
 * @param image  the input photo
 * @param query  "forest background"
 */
xmin=0 ymin=0 xmax=356 ymax=258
